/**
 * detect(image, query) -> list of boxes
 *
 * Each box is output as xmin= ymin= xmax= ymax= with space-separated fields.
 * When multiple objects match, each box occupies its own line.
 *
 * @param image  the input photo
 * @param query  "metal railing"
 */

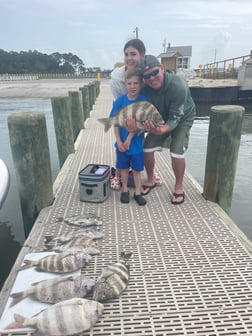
xmin=198 ymin=51 xmax=252 ymax=78
xmin=0 ymin=72 xmax=111 ymax=81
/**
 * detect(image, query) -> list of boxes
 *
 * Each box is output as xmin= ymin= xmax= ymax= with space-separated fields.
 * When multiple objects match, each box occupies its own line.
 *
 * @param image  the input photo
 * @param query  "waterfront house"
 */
xmin=158 ymin=44 xmax=192 ymax=72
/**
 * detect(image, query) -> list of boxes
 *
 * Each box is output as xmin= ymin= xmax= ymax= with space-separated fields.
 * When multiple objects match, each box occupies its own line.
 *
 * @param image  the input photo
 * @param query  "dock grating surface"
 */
xmin=1 ymin=82 xmax=252 ymax=335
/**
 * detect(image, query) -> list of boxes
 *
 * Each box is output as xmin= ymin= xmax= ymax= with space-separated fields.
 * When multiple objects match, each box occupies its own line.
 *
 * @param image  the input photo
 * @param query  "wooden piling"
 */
xmin=96 ymin=80 xmax=100 ymax=96
xmin=203 ymin=105 xmax=244 ymax=214
xmin=88 ymin=82 xmax=94 ymax=110
xmin=80 ymin=86 xmax=90 ymax=121
xmin=51 ymin=97 xmax=75 ymax=168
xmin=68 ymin=91 xmax=84 ymax=140
xmin=8 ymin=112 xmax=53 ymax=237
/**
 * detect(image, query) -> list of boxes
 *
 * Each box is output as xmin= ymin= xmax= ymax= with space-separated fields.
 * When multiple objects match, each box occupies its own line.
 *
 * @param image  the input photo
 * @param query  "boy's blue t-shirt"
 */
xmin=109 ymin=94 xmax=148 ymax=155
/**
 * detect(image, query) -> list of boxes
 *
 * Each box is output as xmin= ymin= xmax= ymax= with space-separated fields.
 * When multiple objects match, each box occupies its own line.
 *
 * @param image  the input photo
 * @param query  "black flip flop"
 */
xmin=141 ymin=183 xmax=156 ymax=195
xmin=171 ymin=192 xmax=185 ymax=205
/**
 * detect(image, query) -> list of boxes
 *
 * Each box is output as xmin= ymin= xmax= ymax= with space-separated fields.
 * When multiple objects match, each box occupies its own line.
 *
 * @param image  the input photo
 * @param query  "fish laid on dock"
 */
xmin=45 ymin=227 xmax=104 ymax=245
xmin=10 ymin=274 xmax=96 ymax=307
xmin=4 ymin=298 xmax=104 ymax=336
xmin=93 ymin=251 xmax=132 ymax=302
xmin=98 ymin=101 xmax=165 ymax=133
xmin=64 ymin=214 xmax=103 ymax=227
xmin=60 ymin=246 xmax=101 ymax=255
xmin=20 ymin=251 xmax=92 ymax=273
xmin=47 ymin=236 xmax=99 ymax=254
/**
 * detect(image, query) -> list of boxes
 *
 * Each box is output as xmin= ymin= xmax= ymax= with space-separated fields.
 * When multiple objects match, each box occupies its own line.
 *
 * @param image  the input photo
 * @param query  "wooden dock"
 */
xmin=1 ymin=81 xmax=252 ymax=335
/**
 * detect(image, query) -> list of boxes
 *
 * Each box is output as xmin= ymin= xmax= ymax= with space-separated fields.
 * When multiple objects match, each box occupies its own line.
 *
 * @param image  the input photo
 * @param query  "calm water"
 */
xmin=0 ymin=98 xmax=252 ymax=289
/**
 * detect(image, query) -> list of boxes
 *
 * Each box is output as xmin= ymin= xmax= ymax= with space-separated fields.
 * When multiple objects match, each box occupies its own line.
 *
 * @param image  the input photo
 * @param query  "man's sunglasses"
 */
xmin=143 ymin=68 xmax=159 ymax=80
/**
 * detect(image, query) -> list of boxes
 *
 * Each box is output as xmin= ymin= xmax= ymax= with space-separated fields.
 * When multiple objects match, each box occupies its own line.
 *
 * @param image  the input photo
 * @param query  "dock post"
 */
xmin=80 ymin=86 xmax=90 ymax=121
xmin=97 ymin=80 xmax=100 ymax=95
xmin=96 ymin=80 xmax=100 ymax=96
xmin=68 ymin=91 xmax=84 ymax=140
xmin=94 ymin=81 xmax=98 ymax=98
xmin=51 ymin=97 xmax=75 ymax=168
xmin=203 ymin=105 xmax=244 ymax=214
xmin=88 ymin=82 xmax=94 ymax=110
xmin=8 ymin=112 xmax=54 ymax=237
xmin=92 ymin=81 xmax=97 ymax=101
xmin=92 ymin=81 xmax=96 ymax=104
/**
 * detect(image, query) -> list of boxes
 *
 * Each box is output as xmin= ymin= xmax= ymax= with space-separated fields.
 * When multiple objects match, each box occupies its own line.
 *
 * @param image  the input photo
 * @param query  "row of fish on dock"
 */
xmin=1 ymin=100 xmax=166 ymax=335
xmin=3 ymin=213 xmax=132 ymax=335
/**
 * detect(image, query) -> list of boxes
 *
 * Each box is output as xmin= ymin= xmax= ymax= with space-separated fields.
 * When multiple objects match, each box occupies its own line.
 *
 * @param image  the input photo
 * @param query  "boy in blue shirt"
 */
xmin=109 ymin=68 xmax=147 ymax=206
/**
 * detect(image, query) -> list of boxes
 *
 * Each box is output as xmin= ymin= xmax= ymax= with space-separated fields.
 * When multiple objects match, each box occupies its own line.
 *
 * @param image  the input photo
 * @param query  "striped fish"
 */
xmin=5 ymin=298 xmax=104 ymax=335
xmin=59 ymin=246 xmax=101 ymax=255
xmin=20 ymin=251 xmax=92 ymax=273
xmin=92 ymin=251 xmax=132 ymax=302
xmin=98 ymin=101 xmax=165 ymax=133
xmin=10 ymin=274 xmax=96 ymax=307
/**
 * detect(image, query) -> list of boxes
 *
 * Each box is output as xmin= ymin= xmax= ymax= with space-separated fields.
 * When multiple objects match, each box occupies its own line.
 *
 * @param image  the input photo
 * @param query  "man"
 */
xmin=125 ymin=55 xmax=196 ymax=205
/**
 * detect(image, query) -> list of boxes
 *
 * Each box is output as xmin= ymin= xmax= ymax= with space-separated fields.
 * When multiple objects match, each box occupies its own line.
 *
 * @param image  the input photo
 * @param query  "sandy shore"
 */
xmin=0 ymin=78 xmax=97 ymax=98
xmin=188 ymin=77 xmax=238 ymax=88
xmin=0 ymin=77 xmax=238 ymax=99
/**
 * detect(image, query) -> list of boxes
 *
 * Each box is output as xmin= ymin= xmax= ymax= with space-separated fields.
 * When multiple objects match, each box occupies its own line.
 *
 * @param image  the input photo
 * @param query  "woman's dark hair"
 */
xmin=123 ymin=39 xmax=146 ymax=55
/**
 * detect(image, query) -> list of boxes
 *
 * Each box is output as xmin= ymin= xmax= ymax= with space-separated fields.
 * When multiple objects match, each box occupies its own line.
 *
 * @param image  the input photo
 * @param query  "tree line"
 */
xmin=0 ymin=49 xmax=92 ymax=74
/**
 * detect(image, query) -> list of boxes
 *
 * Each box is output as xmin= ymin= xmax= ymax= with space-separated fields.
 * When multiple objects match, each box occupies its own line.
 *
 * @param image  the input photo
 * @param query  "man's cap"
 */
xmin=139 ymin=55 xmax=161 ymax=73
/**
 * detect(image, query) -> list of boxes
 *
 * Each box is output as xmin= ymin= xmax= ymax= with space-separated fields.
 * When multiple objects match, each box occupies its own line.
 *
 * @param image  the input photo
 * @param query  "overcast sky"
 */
xmin=0 ymin=0 xmax=251 ymax=70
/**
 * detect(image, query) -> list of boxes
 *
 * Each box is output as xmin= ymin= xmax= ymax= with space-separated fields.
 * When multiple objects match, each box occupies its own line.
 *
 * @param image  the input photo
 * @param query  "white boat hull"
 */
xmin=0 ymin=158 xmax=10 ymax=209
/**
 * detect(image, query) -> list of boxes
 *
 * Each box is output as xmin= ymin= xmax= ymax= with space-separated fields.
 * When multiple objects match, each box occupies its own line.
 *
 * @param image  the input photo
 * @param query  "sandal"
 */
xmin=171 ymin=192 xmax=185 ymax=205
xmin=134 ymin=193 xmax=147 ymax=206
xmin=120 ymin=191 xmax=130 ymax=203
xmin=110 ymin=177 xmax=121 ymax=190
xmin=141 ymin=183 xmax=157 ymax=195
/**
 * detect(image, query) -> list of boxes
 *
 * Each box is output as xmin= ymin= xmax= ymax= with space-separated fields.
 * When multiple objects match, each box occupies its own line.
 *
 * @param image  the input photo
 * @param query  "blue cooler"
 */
xmin=79 ymin=164 xmax=110 ymax=203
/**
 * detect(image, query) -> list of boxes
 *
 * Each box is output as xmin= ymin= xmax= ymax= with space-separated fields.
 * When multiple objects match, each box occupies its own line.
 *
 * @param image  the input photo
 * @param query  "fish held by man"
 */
xmin=98 ymin=101 xmax=165 ymax=133
xmin=9 ymin=274 xmax=96 ymax=307
xmin=20 ymin=251 xmax=92 ymax=273
xmin=92 ymin=251 xmax=132 ymax=302
xmin=5 ymin=298 xmax=104 ymax=336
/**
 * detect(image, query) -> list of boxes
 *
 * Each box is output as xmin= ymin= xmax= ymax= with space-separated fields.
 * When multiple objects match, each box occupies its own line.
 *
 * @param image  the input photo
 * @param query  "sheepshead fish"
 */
xmin=64 ymin=214 xmax=102 ymax=227
xmin=48 ymin=236 xmax=98 ymax=253
xmin=5 ymin=298 xmax=104 ymax=335
xmin=45 ymin=227 xmax=104 ymax=245
xmin=98 ymin=101 xmax=165 ymax=133
xmin=10 ymin=274 xmax=95 ymax=307
xmin=93 ymin=251 xmax=132 ymax=302
xmin=20 ymin=251 xmax=92 ymax=273
xmin=61 ymin=246 xmax=101 ymax=255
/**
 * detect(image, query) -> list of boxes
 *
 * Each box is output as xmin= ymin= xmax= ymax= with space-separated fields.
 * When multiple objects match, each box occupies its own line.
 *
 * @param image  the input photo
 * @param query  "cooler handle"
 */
xmin=81 ymin=183 xmax=98 ymax=187
xmin=81 ymin=183 xmax=98 ymax=196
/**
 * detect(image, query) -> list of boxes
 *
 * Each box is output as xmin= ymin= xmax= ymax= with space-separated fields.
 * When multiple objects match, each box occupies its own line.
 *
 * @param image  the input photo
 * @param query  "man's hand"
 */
xmin=143 ymin=120 xmax=169 ymax=135
xmin=124 ymin=118 xmax=169 ymax=135
xmin=142 ymin=120 xmax=156 ymax=133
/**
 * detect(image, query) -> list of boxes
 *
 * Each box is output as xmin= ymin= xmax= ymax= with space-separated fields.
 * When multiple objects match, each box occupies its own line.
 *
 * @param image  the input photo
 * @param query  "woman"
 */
xmin=110 ymin=38 xmax=146 ymax=99
xmin=109 ymin=38 xmax=162 ymax=190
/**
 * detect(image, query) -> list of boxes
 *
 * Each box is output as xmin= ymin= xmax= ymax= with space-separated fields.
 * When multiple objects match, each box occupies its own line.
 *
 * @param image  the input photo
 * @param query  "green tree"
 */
xmin=0 ymin=49 xmax=85 ymax=74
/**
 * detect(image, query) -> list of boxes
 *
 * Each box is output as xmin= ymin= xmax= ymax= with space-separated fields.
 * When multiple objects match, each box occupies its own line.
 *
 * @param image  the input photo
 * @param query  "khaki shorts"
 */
xmin=144 ymin=125 xmax=191 ymax=157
